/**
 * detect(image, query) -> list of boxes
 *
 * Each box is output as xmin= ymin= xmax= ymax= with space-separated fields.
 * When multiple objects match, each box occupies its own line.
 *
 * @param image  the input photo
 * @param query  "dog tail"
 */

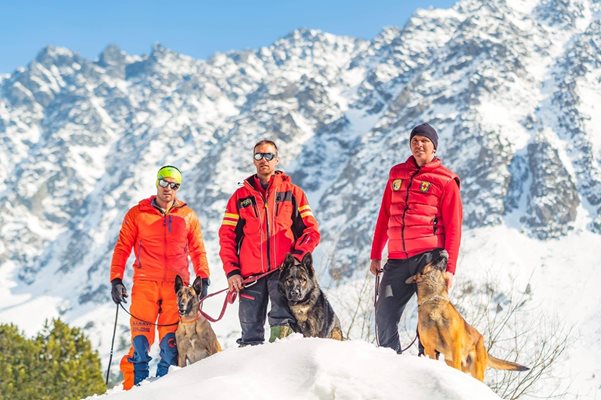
xmin=487 ymin=354 xmax=529 ymax=371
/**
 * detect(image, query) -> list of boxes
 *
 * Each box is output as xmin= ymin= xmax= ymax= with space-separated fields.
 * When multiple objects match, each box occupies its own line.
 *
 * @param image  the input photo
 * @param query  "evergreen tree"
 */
xmin=0 ymin=319 xmax=106 ymax=400
xmin=0 ymin=324 xmax=43 ymax=400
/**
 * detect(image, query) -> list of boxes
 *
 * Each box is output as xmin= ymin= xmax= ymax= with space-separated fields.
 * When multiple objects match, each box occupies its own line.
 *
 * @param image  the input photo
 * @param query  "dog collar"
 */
xmin=179 ymin=312 xmax=201 ymax=324
xmin=418 ymin=295 xmax=449 ymax=307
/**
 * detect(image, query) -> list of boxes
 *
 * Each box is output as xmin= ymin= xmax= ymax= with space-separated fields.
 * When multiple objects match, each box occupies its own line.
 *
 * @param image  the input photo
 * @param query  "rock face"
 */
xmin=0 ymin=0 xmax=600 ymax=304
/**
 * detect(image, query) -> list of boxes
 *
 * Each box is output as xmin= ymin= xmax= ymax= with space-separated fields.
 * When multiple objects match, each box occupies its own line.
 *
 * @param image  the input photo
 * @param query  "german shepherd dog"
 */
xmin=405 ymin=250 xmax=529 ymax=381
xmin=174 ymin=275 xmax=221 ymax=367
xmin=279 ymin=253 xmax=343 ymax=340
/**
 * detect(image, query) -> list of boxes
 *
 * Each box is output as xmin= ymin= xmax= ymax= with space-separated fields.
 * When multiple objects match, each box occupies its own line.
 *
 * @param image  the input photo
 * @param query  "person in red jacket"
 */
xmin=219 ymin=139 xmax=320 ymax=345
xmin=370 ymin=123 xmax=463 ymax=353
xmin=109 ymin=165 xmax=211 ymax=390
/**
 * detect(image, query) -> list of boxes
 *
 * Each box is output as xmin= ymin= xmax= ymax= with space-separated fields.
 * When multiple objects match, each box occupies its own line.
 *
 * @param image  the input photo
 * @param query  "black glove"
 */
xmin=111 ymin=278 xmax=128 ymax=304
xmin=193 ymin=276 xmax=210 ymax=298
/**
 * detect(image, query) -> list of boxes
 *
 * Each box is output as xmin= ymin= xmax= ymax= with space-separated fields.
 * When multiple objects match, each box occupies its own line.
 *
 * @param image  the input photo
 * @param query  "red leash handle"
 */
xmin=197 ymin=269 xmax=279 ymax=322
xmin=197 ymin=288 xmax=236 ymax=323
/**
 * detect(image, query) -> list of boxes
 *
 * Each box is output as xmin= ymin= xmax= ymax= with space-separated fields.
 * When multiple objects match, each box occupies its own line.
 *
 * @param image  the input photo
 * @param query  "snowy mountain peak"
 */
xmin=34 ymin=45 xmax=80 ymax=67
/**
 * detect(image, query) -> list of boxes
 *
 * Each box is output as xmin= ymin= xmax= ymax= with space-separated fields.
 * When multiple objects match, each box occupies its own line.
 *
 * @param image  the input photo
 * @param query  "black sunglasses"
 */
xmin=253 ymin=152 xmax=277 ymax=161
xmin=158 ymin=179 xmax=180 ymax=190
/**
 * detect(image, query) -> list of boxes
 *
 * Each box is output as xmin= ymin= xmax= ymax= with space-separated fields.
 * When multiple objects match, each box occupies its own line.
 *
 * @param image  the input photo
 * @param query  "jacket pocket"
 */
xmin=136 ymin=241 xmax=143 ymax=268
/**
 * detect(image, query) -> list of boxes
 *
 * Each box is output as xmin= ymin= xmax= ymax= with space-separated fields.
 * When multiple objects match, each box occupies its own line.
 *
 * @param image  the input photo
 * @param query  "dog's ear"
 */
xmin=434 ymin=249 xmax=448 ymax=271
xmin=422 ymin=263 xmax=434 ymax=274
xmin=301 ymin=252 xmax=315 ymax=278
xmin=175 ymin=275 xmax=184 ymax=294
xmin=282 ymin=254 xmax=295 ymax=271
xmin=192 ymin=277 xmax=203 ymax=296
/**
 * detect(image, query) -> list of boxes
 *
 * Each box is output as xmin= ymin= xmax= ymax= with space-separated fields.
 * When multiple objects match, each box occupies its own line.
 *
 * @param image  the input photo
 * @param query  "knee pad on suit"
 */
xmin=157 ymin=333 xmax=177 ymax=377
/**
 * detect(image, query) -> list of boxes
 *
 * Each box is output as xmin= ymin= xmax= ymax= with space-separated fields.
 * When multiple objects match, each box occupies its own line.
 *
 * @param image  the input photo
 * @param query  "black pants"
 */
xmin=375 ymin=251 xmax=434 ymax=353
xmin=237 ymin=270 xmax=295 ymax=346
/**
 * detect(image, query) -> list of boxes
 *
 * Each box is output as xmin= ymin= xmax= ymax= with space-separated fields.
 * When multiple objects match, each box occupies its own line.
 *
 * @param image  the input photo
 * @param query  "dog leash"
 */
xmin=374 ymin=269 xmax=382 ymax=346
xmin=198 ymin=268 xmax=280 ymax=323
xmin=374 ymin=269 xmax=382 ymax=307
xmin=374 ymin=268 xmax=417 ymax=353
xmin=116 ymin=269 xmax=280 ymax=325
xmin=196 ymin=287 xmax=237 ymax=323
xmin=118 ymin=303 xmax=179 ymax=326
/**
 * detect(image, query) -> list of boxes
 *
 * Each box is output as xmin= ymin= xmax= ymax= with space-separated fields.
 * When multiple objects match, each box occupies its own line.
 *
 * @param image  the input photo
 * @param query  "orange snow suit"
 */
xmin=110 ymin=196 xmax=209 ymax=389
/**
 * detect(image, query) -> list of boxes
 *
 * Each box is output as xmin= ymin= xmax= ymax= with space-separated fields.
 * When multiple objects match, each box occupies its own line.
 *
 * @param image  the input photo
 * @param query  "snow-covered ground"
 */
xmin=87 ymin=335 xmax=502 ymax=400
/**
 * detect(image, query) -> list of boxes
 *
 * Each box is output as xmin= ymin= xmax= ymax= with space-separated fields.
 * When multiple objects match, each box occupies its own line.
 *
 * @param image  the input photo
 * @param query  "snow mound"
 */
xmin=91 ymin=335 xmax=501 ymax=400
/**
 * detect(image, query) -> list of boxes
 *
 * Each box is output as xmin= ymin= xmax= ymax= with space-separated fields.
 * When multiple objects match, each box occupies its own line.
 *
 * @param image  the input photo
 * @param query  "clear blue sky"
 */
xmin=0 ymin=0 xmax=456 ymax=74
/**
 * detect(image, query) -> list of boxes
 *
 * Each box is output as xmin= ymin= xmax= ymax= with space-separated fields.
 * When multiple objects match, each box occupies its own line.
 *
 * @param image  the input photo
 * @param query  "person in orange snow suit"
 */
xmin=109 ymin=166 xmax=210 ymax=389
xmin=370 ymin=123 xmax=463 ymax=353
xmin=219 ymin=139 xmax=320 ymax=345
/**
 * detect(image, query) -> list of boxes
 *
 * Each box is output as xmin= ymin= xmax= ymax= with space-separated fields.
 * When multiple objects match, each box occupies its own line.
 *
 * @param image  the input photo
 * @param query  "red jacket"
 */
xmin=370 ymin=156 xmax=462 ymax=273
xmin=219 ymin=171 xmax=320 ymax=278
xmin=110 ymin=196 xmax=210 ymax=283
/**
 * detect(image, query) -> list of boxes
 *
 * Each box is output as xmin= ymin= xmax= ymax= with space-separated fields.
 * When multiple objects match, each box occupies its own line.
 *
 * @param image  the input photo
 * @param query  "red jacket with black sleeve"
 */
xmin=219 ymin=171 xmax=320 ymax=278
xmin=110 ymin=196 xmax=210 ymax=283
xmin=370 ymin=156 xmax=463 ymax=273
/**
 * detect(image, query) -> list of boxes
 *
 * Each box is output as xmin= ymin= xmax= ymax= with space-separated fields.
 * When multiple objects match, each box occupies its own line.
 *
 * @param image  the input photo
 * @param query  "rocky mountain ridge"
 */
xmin=0 ymin=0 xmax=599 ymax=330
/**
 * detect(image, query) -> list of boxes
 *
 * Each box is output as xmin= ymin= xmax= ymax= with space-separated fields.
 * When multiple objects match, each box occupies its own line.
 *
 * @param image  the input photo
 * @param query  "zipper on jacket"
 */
xmin=264 ymin=198 xmax=272 ymax=271
xmin=433 ymin=216 xmax=438 ymax=234
xmin=163 ymin=213 xmax=168 ymax=282
xmin=401 ymin=168 xmax=421 ymax=255
xmin=245 ymin=179 xmax=273 ymax=272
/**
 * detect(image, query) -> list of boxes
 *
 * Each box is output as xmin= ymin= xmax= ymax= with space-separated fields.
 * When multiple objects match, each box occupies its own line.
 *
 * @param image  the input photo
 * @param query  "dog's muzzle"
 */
xmin=287 ymin=289 xmax=302 ymax=301
xmin=178 ymin=301 xmax=191 ymax=316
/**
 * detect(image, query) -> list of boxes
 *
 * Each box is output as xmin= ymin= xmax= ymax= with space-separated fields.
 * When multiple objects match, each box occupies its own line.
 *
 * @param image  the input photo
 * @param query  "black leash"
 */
xmin=401 ymin=333 xmax=419 ymax=353
xmin=374 ymin=269 xmax=382 ymax=346
xmin=374 ymin=267 xmax=418 ymax=353
xmin=118 ymin=302 xmax=178 ymax=326
xmin=105 ymin=304 xmax=119 ymax=386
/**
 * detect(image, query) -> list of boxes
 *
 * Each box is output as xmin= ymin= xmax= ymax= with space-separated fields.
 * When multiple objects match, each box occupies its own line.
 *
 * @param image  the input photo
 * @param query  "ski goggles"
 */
xmin=253 ymin=152 xmax=277 ymax=161
xmin=158 ymin=179 xmax=180 ymax=190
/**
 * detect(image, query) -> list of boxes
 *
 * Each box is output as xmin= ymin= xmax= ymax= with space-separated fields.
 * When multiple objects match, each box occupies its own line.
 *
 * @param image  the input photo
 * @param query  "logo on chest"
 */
xmin=420 ymin=181 xmax=432 ymax=193
xmin=392 ymin=179 xmax=402 ymax=191
xmin=239 ymin=197 xmax=254 ymax=208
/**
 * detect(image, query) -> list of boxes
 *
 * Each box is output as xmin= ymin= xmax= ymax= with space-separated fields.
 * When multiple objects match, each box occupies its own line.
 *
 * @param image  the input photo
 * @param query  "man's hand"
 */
xmin=228 ymin=274 xmax=243 ymax=292
xmin=445 ymin=271 xmax=454 ymax=291
xmin=111 ymin=278 xmax=128 ymax=304
xmin=369 ymin=260 xmax=382 ymax=275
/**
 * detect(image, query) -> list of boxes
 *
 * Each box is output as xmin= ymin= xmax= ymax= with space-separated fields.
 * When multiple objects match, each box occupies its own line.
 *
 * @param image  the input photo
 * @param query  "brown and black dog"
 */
xmin=174 ymin=275 xmax=221 ymax=367
xmin=405 ymin=251 xmax=529 ymax=381
xmin=279 ymin=253 xmax=343 ymax=340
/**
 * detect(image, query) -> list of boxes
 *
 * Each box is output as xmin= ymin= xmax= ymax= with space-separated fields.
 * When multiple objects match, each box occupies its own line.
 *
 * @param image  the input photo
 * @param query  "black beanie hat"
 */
xmin=410 ymin=123 xmax=438 ymax=149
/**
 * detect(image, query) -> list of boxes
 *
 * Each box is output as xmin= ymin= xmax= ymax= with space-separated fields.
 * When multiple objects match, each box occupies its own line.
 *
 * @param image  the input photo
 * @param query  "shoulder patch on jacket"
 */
xmin=392 ymin=179 xmax=402 ymax=191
